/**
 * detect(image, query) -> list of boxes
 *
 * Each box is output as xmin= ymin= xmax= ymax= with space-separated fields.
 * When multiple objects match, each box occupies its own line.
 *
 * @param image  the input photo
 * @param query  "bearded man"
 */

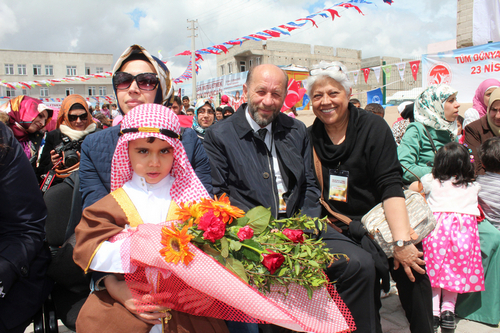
xmin=204 ymin=64 xmax=321 ymax=219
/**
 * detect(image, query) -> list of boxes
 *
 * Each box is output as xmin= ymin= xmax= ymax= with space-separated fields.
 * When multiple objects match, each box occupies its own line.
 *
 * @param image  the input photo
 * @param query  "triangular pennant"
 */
xmin=362 ymin=68 xmax=371 ymax=83
xmin=382 ymin=65 xmax=392 ymax=81
xmin=409 ymin=60 xmax=420 ymax=81
xmin=372 ymin=66 xmax=381 ymax=83
xmin=352 ymin=70 xmax=359 ymax=85
xmin=396 ymin=62 xmax=406 ymax=81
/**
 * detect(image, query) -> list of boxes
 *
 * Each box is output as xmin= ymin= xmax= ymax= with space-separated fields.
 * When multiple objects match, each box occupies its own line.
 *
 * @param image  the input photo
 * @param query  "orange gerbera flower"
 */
xmin=159 ymin=223 xmax=195 ymax=266
xmin=176 ymin=201 xmax=204 ymax=224
xmin=199 ymin=193 xmax=245 ymax=224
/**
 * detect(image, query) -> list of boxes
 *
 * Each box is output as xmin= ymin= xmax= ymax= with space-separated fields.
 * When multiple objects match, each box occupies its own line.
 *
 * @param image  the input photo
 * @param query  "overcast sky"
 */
xmin=0 ymin=0 xmax=457 ymax=81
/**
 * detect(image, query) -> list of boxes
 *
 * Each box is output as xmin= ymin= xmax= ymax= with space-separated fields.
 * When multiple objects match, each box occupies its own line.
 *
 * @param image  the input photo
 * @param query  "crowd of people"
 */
xmin=1 ymin=44 xmax=499 ymax=333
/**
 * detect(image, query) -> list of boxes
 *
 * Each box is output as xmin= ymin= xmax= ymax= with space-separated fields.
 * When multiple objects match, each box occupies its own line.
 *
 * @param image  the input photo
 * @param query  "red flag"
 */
xmin=175 ymin=50 xmax=192 ymax=56
xmin=248 ymin=34 xmax=268 ymax=40
xmin=279 ymin=25 xmax=298 ymax=32
xmin=324 ymin=9 xmax=341 ymax=20
xmin=409 ymin=60 xmax=420 ymax=81
xmin=213 ymin=44 xmax=228 ymax=53
xmin=339 ymin=3 xmax=364 ymax=15
xmin=297 ymin=18 xmax=318 ymax=28
xmin=195 ymin=53 xmax=204 ymax=62
xmin=263 ymin=29 xmax=281 ymax=37
xmin=362 ymin=68 xmax=371 ymax=83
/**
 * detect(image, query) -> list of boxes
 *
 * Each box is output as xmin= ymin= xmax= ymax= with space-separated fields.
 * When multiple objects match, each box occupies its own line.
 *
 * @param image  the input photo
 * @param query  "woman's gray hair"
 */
xmin=306 ymin=61 xmax=352 ymax=94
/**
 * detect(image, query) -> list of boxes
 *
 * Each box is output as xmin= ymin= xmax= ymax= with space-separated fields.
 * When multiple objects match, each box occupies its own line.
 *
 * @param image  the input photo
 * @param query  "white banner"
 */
xmin=352 ymin=70 xmax=359 ymax=85
xmin=396 ymin=62 xmax=406 ymax=81
xmin=422 ymin=42 xmax=500 ymax=102
xmin=473 ymin=0 xmax=500 ymax=46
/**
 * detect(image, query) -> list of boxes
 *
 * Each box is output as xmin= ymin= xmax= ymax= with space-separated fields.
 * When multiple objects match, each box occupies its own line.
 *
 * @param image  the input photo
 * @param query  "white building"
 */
xmin=0 ymin=49 xmax=114 ymax=103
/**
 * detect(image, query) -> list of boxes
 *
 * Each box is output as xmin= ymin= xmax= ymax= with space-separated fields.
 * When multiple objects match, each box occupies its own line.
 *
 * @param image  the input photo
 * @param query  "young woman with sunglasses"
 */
xmin=37 ymin=94 xmax=97 ymax=183
xmin=77 ymin=46 xmax=214 ymax=329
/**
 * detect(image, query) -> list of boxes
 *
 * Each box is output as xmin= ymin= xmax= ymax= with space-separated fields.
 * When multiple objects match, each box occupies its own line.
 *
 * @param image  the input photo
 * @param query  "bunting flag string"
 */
xmin=372 ymin=66 xmax=381 ymax=83
xmin=348 ymin=60 xmax=420 ymax=84
xmin=382 ymin=65 xmax=392 ymax=81
xmin=396 ymin=62 xmax=406 ymax=81
xmin=0 ymin=72 xmax=113 ymax=90
xmin=362 ymin=68 xmax=371 ymax=83
xmin=409 ymin=60 xmax=420 ymax=81
xmin=171 ymin=1 xmax=396 ymax=83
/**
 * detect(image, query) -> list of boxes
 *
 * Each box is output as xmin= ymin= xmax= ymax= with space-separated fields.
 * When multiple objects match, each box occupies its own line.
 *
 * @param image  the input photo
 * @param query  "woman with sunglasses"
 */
xmin=37 ymin=94 xmax=97 ymax=183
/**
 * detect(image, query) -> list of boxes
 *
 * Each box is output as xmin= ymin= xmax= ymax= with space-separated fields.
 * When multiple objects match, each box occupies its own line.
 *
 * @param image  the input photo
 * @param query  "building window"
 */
xmin=6 ymin=88 xmax=15 ymax=97
xmin=65 ymin=88 xmax=74 ymax=96
xmin=220 ymin=65 xmax=224 ymax=76
xmin=256 ymin=57 xmax=261 ymax=65
xmin=96 ymin=67 xmax=103 ymax=74
xmin=85 ymin=67 xmax=91 ymax=75
xmin=249 ymin=59 xmax=253 ymax=68
xmin=18 ymin=64 xmax=26 ymax=75
xmin=5 ymin=64 xmax=14 ymax=75
xmin=33 ymin=65 xmax=42 ymax=75
xmin=67 ymin=66 xmax=77 ymax=76
xmin=88 ymin=86 xmax=96 ymax=96
xmin=99 ymin=86 xmax=106 ymax=96
xmin=240 ymin=61 xmax=246 ymax=73
xmin=40 ymin=87 xmax=49 ymax=97
xmin=45 ymin=65 xmax=53 ymax=76
xmin=21 ymin=89 xmax=28 ymax=95
xmin=228 ymin=63 xmax=233 ymax=74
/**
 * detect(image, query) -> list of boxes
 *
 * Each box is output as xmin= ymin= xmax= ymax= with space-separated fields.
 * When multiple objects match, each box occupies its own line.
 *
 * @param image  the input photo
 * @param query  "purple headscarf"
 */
xmin=472 ymin=79 xmax=500 ymax=117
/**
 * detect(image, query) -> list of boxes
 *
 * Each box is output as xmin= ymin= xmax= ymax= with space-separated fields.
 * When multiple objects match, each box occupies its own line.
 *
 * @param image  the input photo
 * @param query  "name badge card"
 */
xmin=329 ymin=169 xmax=349 ymax=202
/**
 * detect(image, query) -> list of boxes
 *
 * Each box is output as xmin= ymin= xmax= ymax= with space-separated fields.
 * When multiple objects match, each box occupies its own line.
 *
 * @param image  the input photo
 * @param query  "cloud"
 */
xmin=127 ymin=8 xmax=147 ymax=29
xmin=0 ymin=3 xmax=19 ymax=41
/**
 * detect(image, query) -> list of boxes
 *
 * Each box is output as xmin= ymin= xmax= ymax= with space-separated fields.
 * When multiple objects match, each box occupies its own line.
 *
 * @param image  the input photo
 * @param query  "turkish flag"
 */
xmin=409 ymin=60 xmax=420 ymax=81
xmin=362 ymin=68 xmax=371 ymax=83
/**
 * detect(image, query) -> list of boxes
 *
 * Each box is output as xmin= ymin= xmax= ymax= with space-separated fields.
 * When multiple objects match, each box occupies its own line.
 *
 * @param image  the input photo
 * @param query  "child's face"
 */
xmin=128 ymin=138 xmax=174 ymax=184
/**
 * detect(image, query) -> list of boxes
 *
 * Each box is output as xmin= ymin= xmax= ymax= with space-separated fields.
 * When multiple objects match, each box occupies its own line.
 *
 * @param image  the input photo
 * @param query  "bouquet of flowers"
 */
xmin=125 ymin=195 xmax=354 ymax=333
xmin=162 ymin=194 xmax=339 ymax=298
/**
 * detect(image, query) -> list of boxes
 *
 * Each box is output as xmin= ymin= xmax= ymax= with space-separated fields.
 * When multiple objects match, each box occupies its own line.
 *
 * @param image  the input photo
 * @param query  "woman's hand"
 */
xmin=104 ymin=274 xmax=171 ymax=325
xmin=393 ymin=244 xmax=425 ymax=282
xmin=50 ymin=150 xmax=61 ymax=166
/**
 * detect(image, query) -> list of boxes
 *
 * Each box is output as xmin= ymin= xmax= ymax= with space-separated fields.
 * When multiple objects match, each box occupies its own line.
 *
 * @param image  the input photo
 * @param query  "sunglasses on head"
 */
xmin=68 ymin=113 xmax=89 ymax=122
xmin=113 ymin=72 xmax=159 ymax=91
xmin=309 ymin=65 xmax=343 ymax=76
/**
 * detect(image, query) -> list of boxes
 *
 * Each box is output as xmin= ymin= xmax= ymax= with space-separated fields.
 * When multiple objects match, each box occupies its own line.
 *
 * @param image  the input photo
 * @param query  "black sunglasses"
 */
xmin=113 ymin=72 xmax=159 ymax=91
xmin=68 ymin=113 xmax=89 ymax=122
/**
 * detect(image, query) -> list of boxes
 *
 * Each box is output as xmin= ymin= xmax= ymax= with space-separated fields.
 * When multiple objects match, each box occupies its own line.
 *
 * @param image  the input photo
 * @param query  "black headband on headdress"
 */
xmin=119 ymin=127 xmax=181 ymax=140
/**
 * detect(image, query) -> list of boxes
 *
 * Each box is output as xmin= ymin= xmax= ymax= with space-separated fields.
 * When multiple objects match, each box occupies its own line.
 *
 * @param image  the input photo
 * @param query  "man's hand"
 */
xmin=393 ymin=244 xmax=426 ymax=282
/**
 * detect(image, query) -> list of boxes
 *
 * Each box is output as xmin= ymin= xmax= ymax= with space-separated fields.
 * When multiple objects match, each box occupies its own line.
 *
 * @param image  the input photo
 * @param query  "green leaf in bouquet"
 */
xmin=278 ymin=267 xmax=288 ymax=277
xmin=245 ymin=263 xmax=254 ymax=271
xmin=202 ymin=243 xmax=221 ymax=257
xmin=226 ymin=257 xmax=248 ymax=284
xmin=241 ymin=246 xmax=261 ymax=262
xmin=308 ymin=260 xmax=320 ymax=268
xmin=294 ymin=262 xmax=301 ymax=276
xmin=234 ymin=216 xmax=249 ymax=227
xmin=221 ymin=237 xmax=229 ymax=258
xmin=305 ymin=285 xmax=314 ymax=300
xmin=305 ymin=246 xmax=312 ymax=257
xmin=229 ymin=238 xmax=242 ymax=251
xmin=246 ymin=206 xmax=271 ymax=234
xmin=242 ymin=239 xmax=264 ymax=252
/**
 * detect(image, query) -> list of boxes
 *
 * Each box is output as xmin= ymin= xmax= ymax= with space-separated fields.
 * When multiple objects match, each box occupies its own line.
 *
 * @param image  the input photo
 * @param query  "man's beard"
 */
xmin=248 ymin=101 xmax=279 ymax=127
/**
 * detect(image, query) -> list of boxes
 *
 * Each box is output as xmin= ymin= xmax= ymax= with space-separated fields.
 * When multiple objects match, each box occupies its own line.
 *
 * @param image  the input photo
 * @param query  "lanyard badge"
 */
xmin=329 ymin=169 xmax=349 ymax=202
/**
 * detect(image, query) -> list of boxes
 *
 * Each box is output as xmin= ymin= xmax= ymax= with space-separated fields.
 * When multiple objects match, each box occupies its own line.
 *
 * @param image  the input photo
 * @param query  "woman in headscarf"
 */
xmin=79 ymin=44 xmax=213 ymax=211
xmin=463 ymin=79 xmax=500 ymax=128
xmin=464 ymin=87 xmax=500 ymax=175
xmin=398 ymin=84 xmax=460 ymax=184
xmin=37 ymin=94 xmax=97 ymax=182
xmin=0 ymin=95 xmax=53 ymax=169
xmin=191 ymin=98 xmax=216 ymax=140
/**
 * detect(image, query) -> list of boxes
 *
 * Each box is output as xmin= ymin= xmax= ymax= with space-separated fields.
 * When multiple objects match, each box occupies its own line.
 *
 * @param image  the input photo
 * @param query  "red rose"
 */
xmin=282 ymin=228 xmax=305 ymax=244
xmin=261 ymin=250 xmax=285 ymax=274
xmin=237 ymin=226 xmax=254 ymax=241
xmin=198 ymin=210 xmax=226 ymax=242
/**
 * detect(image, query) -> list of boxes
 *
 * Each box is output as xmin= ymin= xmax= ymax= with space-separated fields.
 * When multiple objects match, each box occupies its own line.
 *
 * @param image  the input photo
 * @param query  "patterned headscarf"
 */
xmin=472 ymin=78 xmax=500 ymax=118
xmin=111 ymin=103 xmax=209 ymax=203
xmin=113 ymin=45 xmax=174 ymax=113
xmin=414 ymin=84 xmax=458 ymax=138
xmin=5 ymin=96 xmax=52 ymax=142
xmin=57 ymin=94 xmax=94 ymax=129
xmin=192 ymin=98 xmax=216 ymax=136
